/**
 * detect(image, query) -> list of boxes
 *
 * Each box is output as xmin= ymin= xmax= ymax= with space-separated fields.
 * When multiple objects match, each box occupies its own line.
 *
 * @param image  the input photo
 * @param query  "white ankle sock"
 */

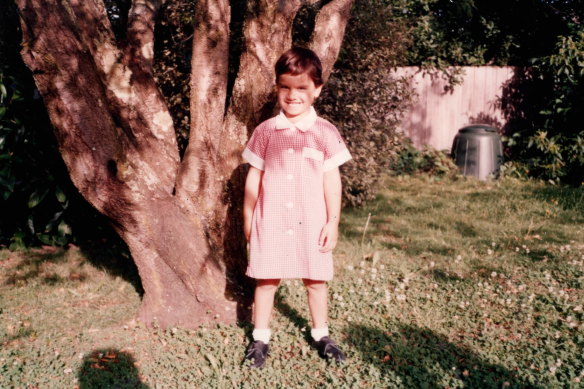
xmin=252 ymin=328 xmax=271 ymax=344
xmin=311 ymin=327 xmax=329 ymax=342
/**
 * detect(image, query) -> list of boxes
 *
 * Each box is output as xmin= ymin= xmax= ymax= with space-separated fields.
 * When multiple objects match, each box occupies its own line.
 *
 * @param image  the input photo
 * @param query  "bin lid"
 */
xmin=459 ymin=124 xmax=498 ymax=134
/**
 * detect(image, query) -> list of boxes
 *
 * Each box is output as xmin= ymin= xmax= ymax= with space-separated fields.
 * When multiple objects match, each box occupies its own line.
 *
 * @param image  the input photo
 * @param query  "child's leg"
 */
xmin=245 ymin=279 xmax=280 ymax=368
xmin=303 ymin=278 xmax=346 ymax=362
xmin=252 ymin=279 xmax=280 ymax=341
xmin=244 ymin=279 xmax=279 ymax=368
xmin=302 ymin=279 xmax=328 ymax=330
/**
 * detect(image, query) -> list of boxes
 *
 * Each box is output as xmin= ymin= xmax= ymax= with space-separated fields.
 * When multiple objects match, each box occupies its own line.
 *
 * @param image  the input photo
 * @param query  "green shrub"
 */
xmin=318 ymin=69 xmax=413 ymax=207
xmin=0 ymin=61 xmax=72 ymax=247
xmin=391 ymin=140 xmax=459 ymax=178
xmin=317 ymin=1 xmax=415 ymax=206
xmin=501 ymin=27 xmax=584 ymax=185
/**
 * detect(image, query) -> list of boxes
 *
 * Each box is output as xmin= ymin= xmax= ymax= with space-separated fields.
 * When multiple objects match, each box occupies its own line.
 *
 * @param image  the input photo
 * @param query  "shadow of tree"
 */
xmin=66 ymin=194 xmax=144 ymax=295
xmin=222 ymin=164 xmax=255 ymax=323
xmin=78 ymin=348 xmax=149 ymax=389
xmin=3 ymin=248 xmax=69 ymax=286
xmin=345 ymin=323 xmax=541 ymax=389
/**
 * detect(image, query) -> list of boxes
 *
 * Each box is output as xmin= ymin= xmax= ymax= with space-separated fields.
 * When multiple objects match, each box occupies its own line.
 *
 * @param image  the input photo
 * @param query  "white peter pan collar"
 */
xmin=275 ymin=106 xmax=318 ymax=132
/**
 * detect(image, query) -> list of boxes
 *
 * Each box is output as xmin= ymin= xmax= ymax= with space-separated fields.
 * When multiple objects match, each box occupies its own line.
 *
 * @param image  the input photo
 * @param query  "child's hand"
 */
xmin=319 ymin=222 xmax=339 ymax=253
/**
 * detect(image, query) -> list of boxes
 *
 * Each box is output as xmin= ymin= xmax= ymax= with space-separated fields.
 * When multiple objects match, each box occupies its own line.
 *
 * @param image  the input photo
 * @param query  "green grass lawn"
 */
xmin=1 ymin=176 xmax=583 ymax=388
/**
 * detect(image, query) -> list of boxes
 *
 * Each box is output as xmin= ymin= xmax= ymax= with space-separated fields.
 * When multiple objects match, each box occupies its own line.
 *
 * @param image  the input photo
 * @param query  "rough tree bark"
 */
xmin=16 ymin=0 xmax=354 ymax=328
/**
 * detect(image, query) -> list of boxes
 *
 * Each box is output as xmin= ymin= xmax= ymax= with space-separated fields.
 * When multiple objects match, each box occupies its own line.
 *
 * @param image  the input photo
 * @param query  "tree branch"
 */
xmin=176 ymin=0 xmax=231 ymax=203
xmin=221 ymin=0 xmax=303 ymax=154
xmin=65 ymin=0 xmax=180 ymax=194
xmin=16 ymin=0 xmax=130 ymax=220
xmin=126 ymin=0 xmax=164 ymax=72
xmin=309 ymin=0 xmax=354 ymax=82
xmin=17 ymin=0 xmax=179 ymax=214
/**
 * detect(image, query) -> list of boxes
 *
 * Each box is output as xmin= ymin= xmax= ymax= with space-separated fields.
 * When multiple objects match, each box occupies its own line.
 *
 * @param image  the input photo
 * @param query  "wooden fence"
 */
xmin=393 ymin=66 xmax=516 ymax=151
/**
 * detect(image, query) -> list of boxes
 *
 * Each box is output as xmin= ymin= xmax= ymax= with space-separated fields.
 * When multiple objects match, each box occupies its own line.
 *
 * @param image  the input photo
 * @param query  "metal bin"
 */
xmin=451 ymin=124 xmax=503 ymax=180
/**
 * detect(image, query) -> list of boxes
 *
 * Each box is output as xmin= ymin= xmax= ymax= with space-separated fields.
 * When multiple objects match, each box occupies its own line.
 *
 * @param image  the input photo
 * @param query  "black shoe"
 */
xmin=244 ymin=340 xmax=269 ymax=368
xmin=313 ymin=336 xmax=346 ymax=363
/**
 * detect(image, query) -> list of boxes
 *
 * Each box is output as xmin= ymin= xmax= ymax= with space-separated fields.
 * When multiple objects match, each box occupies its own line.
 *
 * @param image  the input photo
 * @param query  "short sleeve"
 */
xmin=242 ymin=125 xmax=268 ymax=171
xmin=322 ymin=125 xmax=352 ymax=172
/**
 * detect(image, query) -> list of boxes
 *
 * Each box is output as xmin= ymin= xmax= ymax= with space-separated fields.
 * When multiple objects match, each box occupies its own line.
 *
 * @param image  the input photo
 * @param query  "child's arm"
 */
xmin=243 ymin=166 xmax=263 ymax=241
xmin=319 ymin=167 xmax=342 ymax=252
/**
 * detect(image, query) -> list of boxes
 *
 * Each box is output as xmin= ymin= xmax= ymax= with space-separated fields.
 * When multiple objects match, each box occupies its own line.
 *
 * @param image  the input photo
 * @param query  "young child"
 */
xmin=242 ymin=47 xmax=352 ymax=368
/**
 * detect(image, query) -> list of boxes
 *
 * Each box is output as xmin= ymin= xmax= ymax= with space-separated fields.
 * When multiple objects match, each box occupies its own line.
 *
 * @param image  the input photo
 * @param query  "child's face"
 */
xmin=277 ymin=72 xmax=322 ymax=123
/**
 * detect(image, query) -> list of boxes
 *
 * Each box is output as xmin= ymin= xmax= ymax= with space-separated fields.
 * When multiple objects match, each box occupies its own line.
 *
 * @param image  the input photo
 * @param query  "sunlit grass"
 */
xmin=1 ymin=175 xmax=583 ymax=387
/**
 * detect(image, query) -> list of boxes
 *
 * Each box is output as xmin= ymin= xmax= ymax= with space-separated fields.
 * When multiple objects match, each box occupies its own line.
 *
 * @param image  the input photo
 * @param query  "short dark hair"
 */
xmin=275 ymin=47 xmax=323 ymax=86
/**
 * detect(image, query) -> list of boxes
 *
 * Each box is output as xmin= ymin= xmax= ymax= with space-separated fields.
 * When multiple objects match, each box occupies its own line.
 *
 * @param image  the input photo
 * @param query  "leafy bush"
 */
xmin=399 ymin=0 xmax=573 ymax=67
xmin=318 ymin=69 xmax=413 ymax=207
xmin=527 ymin=28 xmax=584 ymax=185
xmin=153 ymin=0 xmax=197 ymax=155
xmin=391 ymin=140 xmax=459 ymax=178
xmin=0 ymin=21 xmax=74 ymax=247
xmin=317 ymin=1 xmax=415 ymax=206
xmin=501 ymin=27 xmax=584 ymax=185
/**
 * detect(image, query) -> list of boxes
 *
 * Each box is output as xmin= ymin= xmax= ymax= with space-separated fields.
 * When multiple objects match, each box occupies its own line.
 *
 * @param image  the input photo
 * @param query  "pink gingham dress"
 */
xmin=242 ymin=107 xmax=352 ymax=280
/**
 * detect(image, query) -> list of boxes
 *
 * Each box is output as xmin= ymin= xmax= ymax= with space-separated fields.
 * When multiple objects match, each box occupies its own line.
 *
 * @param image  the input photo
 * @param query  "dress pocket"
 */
xmin=302 ymin=147 xmax=324 ymax=162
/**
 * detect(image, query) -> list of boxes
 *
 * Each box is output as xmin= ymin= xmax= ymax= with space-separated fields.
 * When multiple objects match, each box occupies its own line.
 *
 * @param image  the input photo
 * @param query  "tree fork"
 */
xmin=17 ymin=0 xmax=354 ymax=328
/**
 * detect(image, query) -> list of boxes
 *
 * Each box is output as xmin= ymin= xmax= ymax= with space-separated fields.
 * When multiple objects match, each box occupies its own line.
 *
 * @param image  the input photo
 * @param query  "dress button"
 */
xmin=287 ymin=174 xmax=294 ymax=180
xmin=286 ymin=229 xmax=294 ymax=236
xmin=285 ymin=202 xmax=294 ymax=209
xmin=287 ymin=148 xmax=294 ymax=154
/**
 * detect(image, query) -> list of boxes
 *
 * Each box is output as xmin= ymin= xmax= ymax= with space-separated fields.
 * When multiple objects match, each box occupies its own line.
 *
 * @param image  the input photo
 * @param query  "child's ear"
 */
xmin=314 ymin=84 xmax=323 ymax=98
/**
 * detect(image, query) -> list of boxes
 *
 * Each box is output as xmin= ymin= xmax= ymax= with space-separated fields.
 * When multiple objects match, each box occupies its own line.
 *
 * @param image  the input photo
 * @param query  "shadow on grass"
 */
xmin=345 ymin=324 xmax=541 ymax=389
xmin=1 ymin=326 xmax=35 ymax=344
xmin=422 ymin=268 xmax=463 ymax=283
xmin=526 ymin=249 xmax=557 ymax=262
xmin=2 ymin=207 xmax=144 ymax=295
xmin=2 ymin=234 xmax=143 ymax=295
xmin=274 ymin=288 xmax=312 ymax=344
xmin=530 ymin=185 xmax=584 ymax=223
xmin=78 ymin=348 xmax=148 ymax=389
xmin=4 ymin=248 xmax=70 ymax=286
xmin=70 ymin=206 xmax=144 ymax=296
xmin=76 ymin=236 xmax=144 ymax=296
xmin=453 ymin=221 xmax=478 ymax=238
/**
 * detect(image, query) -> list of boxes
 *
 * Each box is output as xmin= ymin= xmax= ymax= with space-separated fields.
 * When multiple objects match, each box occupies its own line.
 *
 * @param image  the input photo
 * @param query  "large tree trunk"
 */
xmin=17 ymin=0 xmax=353 ymax=328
